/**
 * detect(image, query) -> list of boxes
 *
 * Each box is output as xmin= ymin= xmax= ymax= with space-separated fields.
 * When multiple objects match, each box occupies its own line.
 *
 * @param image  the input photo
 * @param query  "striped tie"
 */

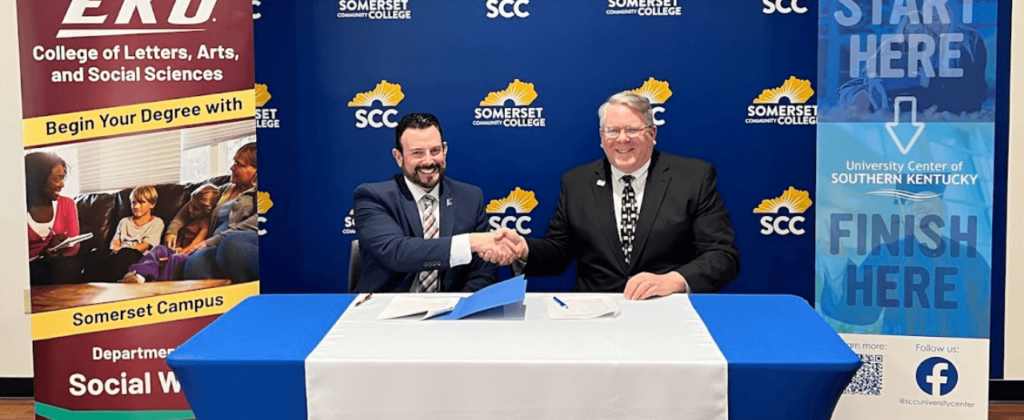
xmin=414 ymin=195 xmax=439 ymax=293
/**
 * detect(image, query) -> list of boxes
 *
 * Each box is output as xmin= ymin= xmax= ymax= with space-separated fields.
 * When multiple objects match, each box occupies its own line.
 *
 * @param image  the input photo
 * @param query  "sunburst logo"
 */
xmin=348 ymin=80 xmax=405 ymax=107
xmin=754 ymin=187 xmax=813 ymax=214
xmin=480 ymin=79 xmax=538 ymax=106
xmin=255 ymin=84 xmax=272 ymax=107
xmin=753 ymin=76 xmax=814 ymax=104
xmin=621 ymin=77 xmax=673 ymax=126
xmin=474 ymin=80 xmax=546 ymax=128
xmin=257 ymin=191 xmax=273 ymax=236
xmin=349 ymin=80 xmax=404 ymax=129
xmin=629 ymin=77 xmax=673 ymax=105
xmin=487 ymin=187 xmax=539 ymax=213
xmin=746 ymin=76 xmax=817 ymax=126
xmin=255 ymin=83 xmax=281 ymax=129
xmin=487 ymin=187 xmax=539 ymax=234
xmin=756 ymin=187 xmax=812 ymax=236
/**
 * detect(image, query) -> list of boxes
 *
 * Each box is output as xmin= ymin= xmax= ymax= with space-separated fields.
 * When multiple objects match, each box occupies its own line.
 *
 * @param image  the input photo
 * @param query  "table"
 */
xmin=31 ymin=280 xmax=232 ymax=313
xmin=168 ymin=294 xmax=860 ymax=420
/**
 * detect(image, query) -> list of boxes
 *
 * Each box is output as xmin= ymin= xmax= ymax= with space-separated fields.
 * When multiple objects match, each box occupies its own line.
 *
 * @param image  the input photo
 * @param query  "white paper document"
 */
xmin=376 ymin=296 xmax=460 ymax=321
xmin=544 ymin=295 xmax=621 ymax=320
xmin=50 ymin=232 xmax=93 ymax=251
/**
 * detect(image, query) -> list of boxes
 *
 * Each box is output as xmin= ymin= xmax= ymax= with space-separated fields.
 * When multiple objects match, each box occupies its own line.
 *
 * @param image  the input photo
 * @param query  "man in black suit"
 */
xmin=496 ymin=92 xmax=739 ymax=299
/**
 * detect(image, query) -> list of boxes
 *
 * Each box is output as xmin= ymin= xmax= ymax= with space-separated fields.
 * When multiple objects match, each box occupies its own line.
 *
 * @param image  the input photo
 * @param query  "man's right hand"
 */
xmin=494 ymin=228 xmax=528 ymax=262
xmin=470 ymin=231 xmax=513 ymax=265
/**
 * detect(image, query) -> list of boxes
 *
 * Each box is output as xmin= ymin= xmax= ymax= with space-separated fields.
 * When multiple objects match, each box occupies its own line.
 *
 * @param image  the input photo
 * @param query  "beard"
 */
xmin=404 ymin=163 xmax=445 ymax=190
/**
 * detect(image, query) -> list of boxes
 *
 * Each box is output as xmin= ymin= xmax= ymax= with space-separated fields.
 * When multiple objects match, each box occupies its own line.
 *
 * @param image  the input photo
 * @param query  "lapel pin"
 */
xmin=446 ymin=198 xmax=453 ymax=207
xmin=596 ymin=180 xmax=606 ymax=187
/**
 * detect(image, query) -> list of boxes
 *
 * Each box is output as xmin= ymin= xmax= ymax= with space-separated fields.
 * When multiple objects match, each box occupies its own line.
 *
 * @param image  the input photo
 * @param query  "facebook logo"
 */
xmin=915 ymin=357 xmax=959 ymax=396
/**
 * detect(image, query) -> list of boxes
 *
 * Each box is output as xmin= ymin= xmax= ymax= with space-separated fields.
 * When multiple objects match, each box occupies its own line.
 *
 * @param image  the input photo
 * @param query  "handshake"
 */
xmin=468 ymin=228 xmax=528 ymax=266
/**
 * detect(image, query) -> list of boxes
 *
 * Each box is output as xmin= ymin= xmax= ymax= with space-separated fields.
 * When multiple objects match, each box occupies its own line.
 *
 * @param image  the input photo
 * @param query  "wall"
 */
xmin=0 ymin=0 xmax=32 ymax=378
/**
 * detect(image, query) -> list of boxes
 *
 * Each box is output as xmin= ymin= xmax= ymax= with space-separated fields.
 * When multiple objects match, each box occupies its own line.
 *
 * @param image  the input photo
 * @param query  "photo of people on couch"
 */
xmin=25 ymin=120 xmax=259 ymax=291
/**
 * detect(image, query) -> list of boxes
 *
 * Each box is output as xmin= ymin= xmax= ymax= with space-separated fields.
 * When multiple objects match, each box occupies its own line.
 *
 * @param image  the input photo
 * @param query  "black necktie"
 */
xmin=620 ymin=175 xmax=637 ymax=265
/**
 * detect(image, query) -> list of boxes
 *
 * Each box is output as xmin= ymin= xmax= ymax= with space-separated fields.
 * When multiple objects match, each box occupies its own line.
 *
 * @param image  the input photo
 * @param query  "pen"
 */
xmin=355 ymin=293 xmax=372 ymax=307
xmin=552 ymin=296 xmax=568 ymax=309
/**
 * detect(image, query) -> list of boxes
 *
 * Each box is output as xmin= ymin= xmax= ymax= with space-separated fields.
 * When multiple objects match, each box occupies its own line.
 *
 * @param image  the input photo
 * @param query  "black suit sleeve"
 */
xmin=674 ymin=165 xmax=740 ymax=293
xmin=524 ymin=177 xmax=576 ymax=277
xmin=461 ymin=190 xmax=498 ymax=292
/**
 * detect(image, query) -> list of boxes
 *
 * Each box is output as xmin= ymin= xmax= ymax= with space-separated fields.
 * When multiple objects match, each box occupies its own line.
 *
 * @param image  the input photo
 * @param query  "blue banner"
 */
xmin=816 ymin=0 xmax=996 ymax=417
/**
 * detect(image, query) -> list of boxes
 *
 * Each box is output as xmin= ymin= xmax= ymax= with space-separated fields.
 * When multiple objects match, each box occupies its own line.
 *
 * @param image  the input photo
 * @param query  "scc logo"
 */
xmin=760 ymin=216 xmax=805 ymax=236
xmin=355 ymin=109 xmax=399 ymax=129
xmin=762 ymin=0 xmax=806 ymax=14
xmin=486 ymin=0 xmax=529 ymax=18
xmin=753 ymin=187 xmax=812 ymax=236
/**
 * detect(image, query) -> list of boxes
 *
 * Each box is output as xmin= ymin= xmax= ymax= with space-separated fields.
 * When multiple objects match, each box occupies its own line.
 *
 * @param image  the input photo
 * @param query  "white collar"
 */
xmin=610 ymin=158 xmax=652 ymax=186
xmin=404 ymin=176 xmax=440 ymax=205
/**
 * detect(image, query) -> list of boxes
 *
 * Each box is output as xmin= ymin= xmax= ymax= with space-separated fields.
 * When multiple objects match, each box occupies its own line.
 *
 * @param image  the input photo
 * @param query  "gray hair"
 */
xmin=598 ymin=92 xmax=654 ymax=128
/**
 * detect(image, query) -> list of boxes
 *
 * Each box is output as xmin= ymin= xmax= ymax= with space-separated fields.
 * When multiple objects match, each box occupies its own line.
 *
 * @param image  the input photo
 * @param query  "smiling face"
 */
xmin=44 ymin=164 xmax=66 ymax=201
xmin=600 ymin=103 xmax=657 ymax=174
xmin=393 ymin=126 xmax=447 ymax=190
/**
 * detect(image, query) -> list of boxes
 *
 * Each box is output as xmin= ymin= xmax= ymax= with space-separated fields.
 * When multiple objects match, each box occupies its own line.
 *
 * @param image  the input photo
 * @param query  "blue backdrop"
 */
xmin=251 ymin=0 xmax=1011 ymax=378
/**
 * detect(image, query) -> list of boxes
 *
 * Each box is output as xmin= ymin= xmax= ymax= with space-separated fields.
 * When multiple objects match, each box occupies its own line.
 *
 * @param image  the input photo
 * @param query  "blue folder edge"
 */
xmin=434 ymin=275 xmax=527 ymax=320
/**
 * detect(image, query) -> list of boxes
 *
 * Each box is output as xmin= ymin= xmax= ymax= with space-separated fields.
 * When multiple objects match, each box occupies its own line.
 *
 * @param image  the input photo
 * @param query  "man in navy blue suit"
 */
xmin=353 ymin=113 xmax=508 ymax=293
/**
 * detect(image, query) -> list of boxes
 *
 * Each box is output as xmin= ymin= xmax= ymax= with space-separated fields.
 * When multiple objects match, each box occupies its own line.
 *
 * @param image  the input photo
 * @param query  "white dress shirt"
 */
xmin=404 ymin=177 xmax=472 ymax=268
xmin=610 ymin=159 xmax=651 ymax=242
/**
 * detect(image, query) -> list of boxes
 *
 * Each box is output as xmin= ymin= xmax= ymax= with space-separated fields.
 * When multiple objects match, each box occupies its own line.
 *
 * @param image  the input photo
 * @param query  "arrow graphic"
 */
xmin=885 ymin=96 xmax=925 ymax=155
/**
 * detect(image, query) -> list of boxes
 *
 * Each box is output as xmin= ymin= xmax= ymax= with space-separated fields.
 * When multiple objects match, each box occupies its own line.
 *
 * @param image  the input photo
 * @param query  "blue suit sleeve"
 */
xmin=354 ymin=184 xmax=454 ymax=273
xmin=461 ymin=188 xmax=498 ymax=292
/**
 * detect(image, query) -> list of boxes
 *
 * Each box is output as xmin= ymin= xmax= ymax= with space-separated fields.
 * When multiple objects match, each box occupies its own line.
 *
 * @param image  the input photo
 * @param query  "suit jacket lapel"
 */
xmin=629 ymin=152 xmax=670 ymax=273
xmin=439 ymin=178 xmax=455 ymax=238
xmin=395 ymin=175 xmax=423 ymax=238
xmin=437 ymin=179 xmax=458 ymax=291
xmin=593 ymin=161 xmax=629 ymax=274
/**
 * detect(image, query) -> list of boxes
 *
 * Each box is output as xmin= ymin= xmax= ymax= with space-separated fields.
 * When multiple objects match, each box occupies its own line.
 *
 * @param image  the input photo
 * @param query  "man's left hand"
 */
xmin=624 ymin=272 xmax=687 ymax=300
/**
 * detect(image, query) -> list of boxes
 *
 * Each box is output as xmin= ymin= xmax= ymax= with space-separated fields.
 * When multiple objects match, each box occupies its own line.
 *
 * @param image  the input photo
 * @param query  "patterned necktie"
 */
xmin=620 ymin=175 xmax=638 ymax=265
xmin=414 ymin=195 xmax=440 ymax=293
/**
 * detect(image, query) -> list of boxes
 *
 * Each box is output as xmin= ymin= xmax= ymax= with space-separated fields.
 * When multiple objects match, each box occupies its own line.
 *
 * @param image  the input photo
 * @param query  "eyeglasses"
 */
xmin=600 ymin=126 xmax=652 ymax=139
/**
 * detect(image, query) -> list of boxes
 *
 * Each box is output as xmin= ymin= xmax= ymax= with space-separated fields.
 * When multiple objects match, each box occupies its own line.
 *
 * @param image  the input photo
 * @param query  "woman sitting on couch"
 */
xmin=183 ymin=142 xmax=259 ymax=282
xmin=25 ymin=152 xmax=81 ymax=286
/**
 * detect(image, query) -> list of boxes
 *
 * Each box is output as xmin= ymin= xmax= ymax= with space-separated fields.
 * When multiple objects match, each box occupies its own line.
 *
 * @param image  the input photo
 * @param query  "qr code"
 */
xmin=843 ymin=354 xmax=883 ymax=396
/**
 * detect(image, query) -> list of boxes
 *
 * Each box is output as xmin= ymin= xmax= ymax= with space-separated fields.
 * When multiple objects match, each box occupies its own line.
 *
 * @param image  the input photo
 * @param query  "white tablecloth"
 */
xmin=305 ymin=294 xmax=728 ymax=420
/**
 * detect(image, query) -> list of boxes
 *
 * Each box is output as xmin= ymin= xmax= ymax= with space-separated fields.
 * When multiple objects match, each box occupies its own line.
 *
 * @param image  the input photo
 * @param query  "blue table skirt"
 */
xmin=168 ymin=294 xmax=860 ymax=420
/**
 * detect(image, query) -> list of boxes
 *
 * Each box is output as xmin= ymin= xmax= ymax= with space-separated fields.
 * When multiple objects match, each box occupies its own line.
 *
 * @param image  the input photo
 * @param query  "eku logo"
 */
xmin=753 ymin=187 xmax=812 ymax=236
xmin=916 ymin=357 xmax=958 ymax=396
xmin=348 ymin=80 xmax=404 ymax=129
xmin=627 ymin=77 xmax=672 ymax=127
xmin=60 ymin=0 xmax=218 ymax=39
xmin=486 ymin=0 xmax=529 ymax=18
xmin=487 ymin=187 xmax=538 ymax=235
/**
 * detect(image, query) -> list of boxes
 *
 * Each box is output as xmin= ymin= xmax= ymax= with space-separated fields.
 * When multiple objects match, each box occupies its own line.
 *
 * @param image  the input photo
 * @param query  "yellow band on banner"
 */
xmin=32 ymin=281 xmax=259 ymax=341
xmin=22 ymin=89 xmax=255 ymax=148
